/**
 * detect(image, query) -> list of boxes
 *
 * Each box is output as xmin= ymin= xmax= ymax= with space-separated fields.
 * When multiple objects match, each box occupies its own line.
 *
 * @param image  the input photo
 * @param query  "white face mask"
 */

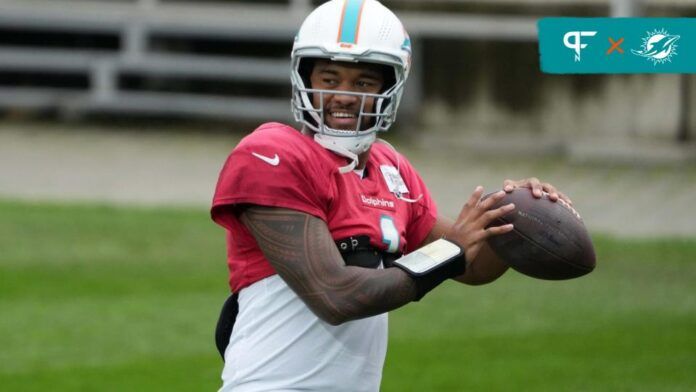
xmin=313 ymin=132 xmax=376 ymax=174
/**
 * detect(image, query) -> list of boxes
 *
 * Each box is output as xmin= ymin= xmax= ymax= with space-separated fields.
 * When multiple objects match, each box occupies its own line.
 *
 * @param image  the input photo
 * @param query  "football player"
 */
xmin=211 ymin=0 xmax=570 ymax=390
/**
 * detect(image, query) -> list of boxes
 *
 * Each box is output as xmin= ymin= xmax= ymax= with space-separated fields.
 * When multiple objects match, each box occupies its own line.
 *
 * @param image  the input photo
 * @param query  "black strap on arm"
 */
xmin=336 ymin=235 xmax=402 ymax=269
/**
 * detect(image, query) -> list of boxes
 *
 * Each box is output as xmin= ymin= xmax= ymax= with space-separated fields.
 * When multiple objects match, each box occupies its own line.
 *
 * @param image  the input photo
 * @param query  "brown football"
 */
xmin=485 ymin=188 xmax=596 ymax=280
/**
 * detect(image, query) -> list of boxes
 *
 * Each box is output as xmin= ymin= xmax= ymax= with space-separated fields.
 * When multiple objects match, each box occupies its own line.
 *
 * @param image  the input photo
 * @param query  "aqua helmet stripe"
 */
xmin=337 ymin=0 xmax=366 ymax=44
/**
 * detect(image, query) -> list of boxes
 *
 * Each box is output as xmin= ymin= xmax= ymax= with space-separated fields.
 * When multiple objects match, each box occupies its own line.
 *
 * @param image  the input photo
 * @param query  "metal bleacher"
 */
xmin=0 ymin=0 xmax=658 ymax=121
xmin=0 ymin=0 xmax=309 ymax=120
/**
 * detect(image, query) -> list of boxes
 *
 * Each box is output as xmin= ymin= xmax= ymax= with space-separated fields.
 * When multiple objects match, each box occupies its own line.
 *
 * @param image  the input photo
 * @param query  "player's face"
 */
xmin=309 ymin=60 xmax=385 ymax=131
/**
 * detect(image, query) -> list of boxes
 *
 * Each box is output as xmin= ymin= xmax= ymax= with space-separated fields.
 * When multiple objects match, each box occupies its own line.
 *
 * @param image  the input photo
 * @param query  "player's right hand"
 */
xmin=447 ymin=186 xmax=515 ymax=262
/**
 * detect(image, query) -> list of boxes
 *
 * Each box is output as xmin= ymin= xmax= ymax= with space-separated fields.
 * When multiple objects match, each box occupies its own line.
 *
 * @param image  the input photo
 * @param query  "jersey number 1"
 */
xmin=380 ymin=215 xmax=399 ymax=253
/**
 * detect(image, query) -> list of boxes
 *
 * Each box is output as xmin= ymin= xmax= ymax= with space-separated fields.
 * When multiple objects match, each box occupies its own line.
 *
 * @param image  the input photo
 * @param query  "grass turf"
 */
xmin=1 ymin=199 xmax=694 ymax=391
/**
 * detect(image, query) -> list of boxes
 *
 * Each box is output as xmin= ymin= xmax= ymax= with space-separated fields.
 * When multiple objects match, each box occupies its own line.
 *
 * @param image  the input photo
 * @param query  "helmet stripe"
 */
xmin=337 ymin=0 xmax=365 ymax=44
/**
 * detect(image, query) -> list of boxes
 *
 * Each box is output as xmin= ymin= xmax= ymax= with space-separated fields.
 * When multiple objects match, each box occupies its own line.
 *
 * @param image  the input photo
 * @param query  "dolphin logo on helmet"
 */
xmin=290 ymin=0 xmax=411 ymax=172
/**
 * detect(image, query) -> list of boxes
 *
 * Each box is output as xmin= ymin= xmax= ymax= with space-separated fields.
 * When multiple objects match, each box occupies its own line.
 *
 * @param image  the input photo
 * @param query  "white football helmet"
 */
xmin=291 ymin=0 xmax=411 ymax=172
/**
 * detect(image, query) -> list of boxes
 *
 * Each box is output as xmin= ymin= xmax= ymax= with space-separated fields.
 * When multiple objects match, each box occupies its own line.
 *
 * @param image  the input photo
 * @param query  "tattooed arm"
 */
xmin=240 ymin=206 xmax=418 ymax=326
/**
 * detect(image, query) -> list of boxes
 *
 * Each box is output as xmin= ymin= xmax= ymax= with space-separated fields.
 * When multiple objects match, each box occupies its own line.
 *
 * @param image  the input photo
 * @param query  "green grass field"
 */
xmin=1 ymin=199 xmax=695 ymax=391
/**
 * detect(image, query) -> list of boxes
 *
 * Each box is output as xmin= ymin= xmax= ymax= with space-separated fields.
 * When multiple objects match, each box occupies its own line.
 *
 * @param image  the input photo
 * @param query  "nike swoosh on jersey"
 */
xmin=251 ymin=152 xmax=280 ymax=166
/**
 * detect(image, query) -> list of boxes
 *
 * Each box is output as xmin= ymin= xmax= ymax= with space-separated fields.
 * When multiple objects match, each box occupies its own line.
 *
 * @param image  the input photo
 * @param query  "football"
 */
xmin=485 ymin=188 xmax=596 ymax=280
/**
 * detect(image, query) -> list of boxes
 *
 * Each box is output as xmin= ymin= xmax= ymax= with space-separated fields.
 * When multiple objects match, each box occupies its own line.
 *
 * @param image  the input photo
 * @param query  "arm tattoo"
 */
xmin=241 ymin=207 xmax=417 ymax=325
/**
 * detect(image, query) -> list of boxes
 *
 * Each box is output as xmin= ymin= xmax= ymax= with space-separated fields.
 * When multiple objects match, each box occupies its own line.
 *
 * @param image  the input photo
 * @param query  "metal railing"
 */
xmin=0 ymin=0 xmax=652 ymax=121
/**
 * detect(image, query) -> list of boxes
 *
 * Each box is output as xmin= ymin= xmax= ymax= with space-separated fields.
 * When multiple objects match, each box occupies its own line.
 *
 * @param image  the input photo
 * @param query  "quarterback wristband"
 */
xmin=392 ymin=238 xmax=466 ymax=301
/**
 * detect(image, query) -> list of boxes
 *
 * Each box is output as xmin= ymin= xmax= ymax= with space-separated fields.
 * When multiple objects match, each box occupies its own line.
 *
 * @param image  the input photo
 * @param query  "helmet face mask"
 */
xmin=290 ymin=0 xmax=411 ymax=158
xmin=291 ymin=57 xmax=403 ymax=137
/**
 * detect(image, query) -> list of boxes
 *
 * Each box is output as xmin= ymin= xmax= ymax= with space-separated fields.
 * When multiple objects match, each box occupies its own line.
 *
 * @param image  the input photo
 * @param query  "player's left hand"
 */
xmin=503 ymin=177 xmax=573 ymax=205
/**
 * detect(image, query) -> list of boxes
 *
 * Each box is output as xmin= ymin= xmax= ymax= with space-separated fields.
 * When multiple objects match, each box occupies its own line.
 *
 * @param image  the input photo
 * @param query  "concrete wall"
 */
xmin=417 ymin=40 xmax=694 ymax=145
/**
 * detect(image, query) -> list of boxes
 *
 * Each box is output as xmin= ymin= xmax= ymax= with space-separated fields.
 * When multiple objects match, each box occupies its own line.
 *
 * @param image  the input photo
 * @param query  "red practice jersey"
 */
xmin=212 ymin=123 xmax=438 ymax=292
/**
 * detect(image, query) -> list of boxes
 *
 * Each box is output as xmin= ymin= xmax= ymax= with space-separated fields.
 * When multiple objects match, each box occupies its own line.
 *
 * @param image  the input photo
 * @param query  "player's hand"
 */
xmin=448 ymin=186 xmax=515 ymax=263
xmin=503 ymin=177 xmax=573 ymax=205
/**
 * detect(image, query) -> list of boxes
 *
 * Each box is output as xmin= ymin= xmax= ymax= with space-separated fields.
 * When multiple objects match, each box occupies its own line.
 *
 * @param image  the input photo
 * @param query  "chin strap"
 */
xmin=314 ymin=132 xmax=376 ymax=174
